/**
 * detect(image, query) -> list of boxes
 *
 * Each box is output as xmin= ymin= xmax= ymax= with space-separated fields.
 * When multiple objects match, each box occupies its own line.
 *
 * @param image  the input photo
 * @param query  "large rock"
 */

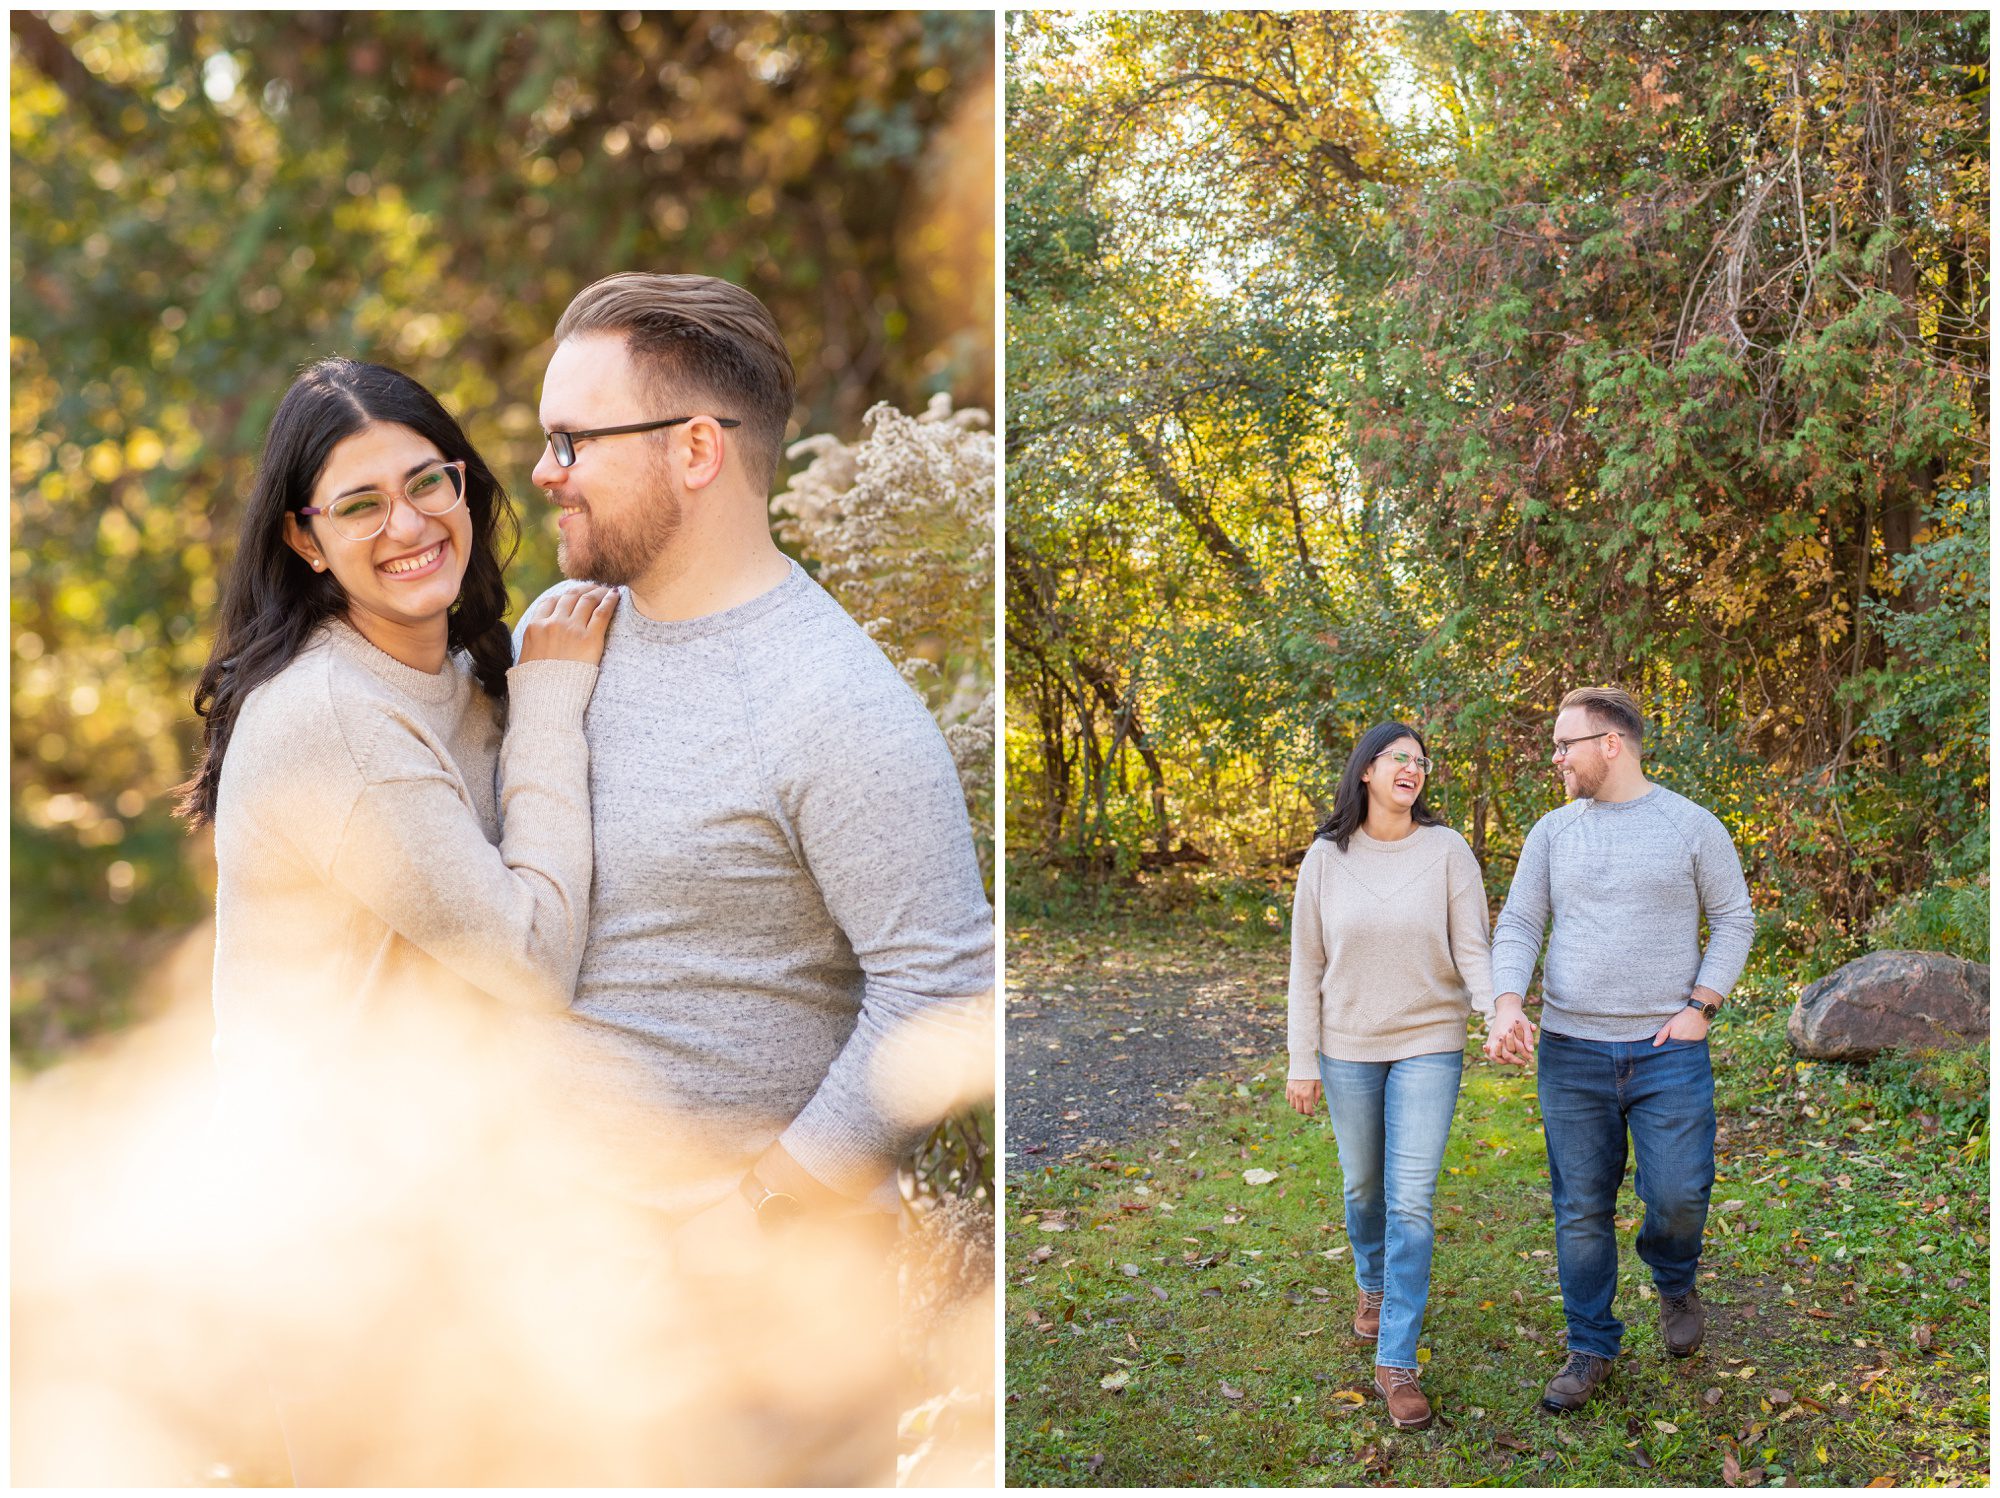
xmin=1787 ymin=949 xmax=1990 ymax=1061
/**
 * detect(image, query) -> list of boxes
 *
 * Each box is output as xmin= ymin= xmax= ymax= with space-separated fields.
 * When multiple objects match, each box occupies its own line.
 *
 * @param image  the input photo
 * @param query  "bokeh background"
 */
xmin=13 ymin=13 xmax=996 ymax=1484
xmin=12 ymin=9 xmax=996 ymax=1062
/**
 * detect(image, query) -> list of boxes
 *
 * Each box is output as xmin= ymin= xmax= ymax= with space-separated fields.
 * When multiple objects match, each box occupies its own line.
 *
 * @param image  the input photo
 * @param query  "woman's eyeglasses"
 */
xmin=1373 ymin=750 xmax=1435 ymax=774
xmin=299 ymin=460 xmax=467 ymax=543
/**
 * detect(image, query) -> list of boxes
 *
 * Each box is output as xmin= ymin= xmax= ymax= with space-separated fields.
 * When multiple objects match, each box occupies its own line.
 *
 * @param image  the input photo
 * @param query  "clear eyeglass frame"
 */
xmin=299 ymin=459 xmax=467 ymax=542
xmin=1375 ymin=750 xmax=1436 ymax=775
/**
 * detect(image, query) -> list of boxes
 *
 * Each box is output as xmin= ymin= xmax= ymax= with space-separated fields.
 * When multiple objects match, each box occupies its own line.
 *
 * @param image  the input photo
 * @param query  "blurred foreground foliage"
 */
xmin=12 ymin=10 xmax=995 ymax=1064
xmin=1006 ymin=11 xmax=1988 ymax=974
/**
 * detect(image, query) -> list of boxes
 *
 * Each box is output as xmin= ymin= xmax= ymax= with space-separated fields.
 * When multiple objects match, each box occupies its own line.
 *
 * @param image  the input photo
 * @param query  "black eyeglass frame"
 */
xmin=1551 ymin=731 xmax=1616 ymax=759
xmin=544 ymin=416 xmax=741 ymax=469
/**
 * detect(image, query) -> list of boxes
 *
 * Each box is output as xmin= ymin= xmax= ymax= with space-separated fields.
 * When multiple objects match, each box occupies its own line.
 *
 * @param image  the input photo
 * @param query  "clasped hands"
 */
xmin=1482 ymin=987 xmax=1718 ymax=1067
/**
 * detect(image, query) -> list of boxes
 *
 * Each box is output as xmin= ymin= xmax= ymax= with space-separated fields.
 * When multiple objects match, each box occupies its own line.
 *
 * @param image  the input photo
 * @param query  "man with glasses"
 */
xmin=1484 ymin=686 xmax=1754 ymax=1414
xmin=520 ymin=272 xmax=991 ymax=1480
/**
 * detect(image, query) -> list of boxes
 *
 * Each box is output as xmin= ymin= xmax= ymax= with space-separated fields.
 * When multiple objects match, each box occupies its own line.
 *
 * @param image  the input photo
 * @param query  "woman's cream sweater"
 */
xmin=1285 ymin=822 xmax=1495 ymax=1072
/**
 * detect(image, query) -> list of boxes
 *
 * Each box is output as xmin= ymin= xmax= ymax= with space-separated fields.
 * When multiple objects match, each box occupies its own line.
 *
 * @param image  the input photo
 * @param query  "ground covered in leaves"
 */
xmin=1004 ymin=918 xmax=1990 ymax=1487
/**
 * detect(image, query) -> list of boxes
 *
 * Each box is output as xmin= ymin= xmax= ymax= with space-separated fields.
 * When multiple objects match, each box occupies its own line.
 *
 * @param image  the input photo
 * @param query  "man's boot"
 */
xmin=1659 ymin=1286 xmax=1705 ymax=1357
xmin=1352 ymin=1286 xmax=1385 ymax=1341
xmin=1540 ymin=1350 xmax=1615 ymax=1413
xmin=1373 ymin=1364 xmax=1432 ymax=1430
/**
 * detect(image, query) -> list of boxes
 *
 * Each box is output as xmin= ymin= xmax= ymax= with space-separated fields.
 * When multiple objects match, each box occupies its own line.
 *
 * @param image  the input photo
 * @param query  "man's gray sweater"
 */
xmin=1490 ymin=784 xmax=1755 ymax=1042
xmin=520 ymin=562 xmax=992 ymax=1213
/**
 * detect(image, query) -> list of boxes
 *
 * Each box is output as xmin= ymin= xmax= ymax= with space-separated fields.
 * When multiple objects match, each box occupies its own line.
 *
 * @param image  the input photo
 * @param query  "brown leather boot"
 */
xmin=1659 ymin=1286 xmax=1705 ymax=1357
xmin=1353 ymin=1286 xmax=1385 ymax=1340
xmin=1374 ymin=1364 xmax=1432 ymax=1429
xmin=1540 ymin=1350 xmax=1615 ymax=1413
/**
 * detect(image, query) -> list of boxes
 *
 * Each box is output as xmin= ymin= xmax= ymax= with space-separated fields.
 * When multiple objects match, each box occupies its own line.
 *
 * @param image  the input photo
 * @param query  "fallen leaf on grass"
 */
xmin=1768 ymin=1388 xmax=1793 ymax=1406
xmin=1866 ymin=1478 xmax=1896 ymax=1488
xmin=1654 ymin=1420 xmax=1679 ymax=1434
xmin=1493 ymin=1434 xmax=1530 ymax=1453
xmin=1330 ymin=1390 xmax=1366 ymax=1406
xmin=1243 ymin=1169 xmax=1278 ymax=1186
xmin=1100 ymin=1371 xmax=1129 ymax=1392
xmin=1703 ymin=1387 xmax=1723 ymax=1406
xmin=1027 ymin=1246 xmax=1053 ymax=1264
xmin=1722 ymin=1448 xmax=1742 ymax=1486
xmin=1914 ymin=1325 xmax=1934 ymax=1350
xmin=1220 ymin=1382 xmax=1244 ymax=1401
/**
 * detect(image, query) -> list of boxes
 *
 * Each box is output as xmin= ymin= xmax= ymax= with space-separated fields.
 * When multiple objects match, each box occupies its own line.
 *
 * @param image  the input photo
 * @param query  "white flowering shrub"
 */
xmin=774 ymin=393 xmax=995 ymax=883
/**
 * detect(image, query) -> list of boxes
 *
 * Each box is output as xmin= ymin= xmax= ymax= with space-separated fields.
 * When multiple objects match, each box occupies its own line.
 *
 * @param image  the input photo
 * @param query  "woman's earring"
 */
xmin=312 ymin=560 xmax=324 ymax=570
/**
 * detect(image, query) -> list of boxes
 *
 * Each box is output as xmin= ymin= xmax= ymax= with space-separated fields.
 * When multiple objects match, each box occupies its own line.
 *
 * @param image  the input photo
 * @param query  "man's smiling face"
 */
xmin=531 ymin=333 xmax=681 ymax=586
xmin=1552 ymin=705 xmax=1612 ymax=800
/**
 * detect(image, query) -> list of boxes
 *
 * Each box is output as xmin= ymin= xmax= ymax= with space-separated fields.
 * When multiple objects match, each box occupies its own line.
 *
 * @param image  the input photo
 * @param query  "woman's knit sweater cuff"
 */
xmin=504 ymin=659 xmax=599 ymax=728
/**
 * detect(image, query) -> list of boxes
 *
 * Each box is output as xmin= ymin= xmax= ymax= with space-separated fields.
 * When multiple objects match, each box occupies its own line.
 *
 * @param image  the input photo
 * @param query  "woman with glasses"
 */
xmin=177 ymin=357 xmax=614 ymax=1481
xmin=1284 ymin=720 xmax=1495 ymax=1432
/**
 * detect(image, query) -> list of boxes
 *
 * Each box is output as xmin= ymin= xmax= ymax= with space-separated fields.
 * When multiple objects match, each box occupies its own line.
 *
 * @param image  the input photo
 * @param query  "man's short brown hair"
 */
xmin=554 ymin=272 xmax=796 ymax=490
xmin=1559 ymin=685 xmax=1645 ymax=750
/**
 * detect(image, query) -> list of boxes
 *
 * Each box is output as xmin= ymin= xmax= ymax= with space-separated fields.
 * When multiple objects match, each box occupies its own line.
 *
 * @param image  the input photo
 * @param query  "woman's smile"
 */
xmin=378 ymin=539 xmax=450 ymax=578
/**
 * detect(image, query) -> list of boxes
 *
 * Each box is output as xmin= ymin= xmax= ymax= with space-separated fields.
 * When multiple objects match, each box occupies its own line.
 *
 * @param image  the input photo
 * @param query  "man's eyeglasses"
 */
xmin=298 ymin=460 xmax=466 ymax=543
xmin=1374 ymin=750 xmax=1435 ymax=775
xmin=544 ymin=416 xmax=741 ymax=469
xmin=1552 ymin=732 xmax=1615 ymax=759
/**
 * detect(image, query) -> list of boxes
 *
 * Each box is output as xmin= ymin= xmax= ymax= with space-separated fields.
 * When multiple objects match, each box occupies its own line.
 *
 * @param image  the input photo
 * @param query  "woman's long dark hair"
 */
xmin=1314 ymin=721 xmax=1445 ymax=852
xmin=176 ymin=358 xmax=519 ymax=826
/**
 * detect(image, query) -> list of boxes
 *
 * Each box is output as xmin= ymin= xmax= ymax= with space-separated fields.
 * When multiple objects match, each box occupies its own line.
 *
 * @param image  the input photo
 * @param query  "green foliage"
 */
xmin=13 ymin=11 xmax=994 ymax=1056
xmin=1006 ymin=12 xmax=1988 ymax=964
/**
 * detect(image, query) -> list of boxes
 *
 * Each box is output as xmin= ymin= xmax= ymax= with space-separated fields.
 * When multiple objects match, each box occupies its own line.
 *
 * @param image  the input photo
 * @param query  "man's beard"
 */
xmin=557 ymin=482 xmax=682 ymax=587
xmin=1567 ymin=758 xmax=1607 ymax=799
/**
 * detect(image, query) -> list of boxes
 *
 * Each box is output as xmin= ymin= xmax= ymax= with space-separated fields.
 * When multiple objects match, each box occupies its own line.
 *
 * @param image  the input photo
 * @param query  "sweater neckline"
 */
xmin=322 ymin=616 xmax=464 ymax=704
xmin=614 ymin=560 xmax=808 ymax=645
xmin=1348 ymin=823 xmax=1437 ymax=852
xmin=1582 ymin=786 xmax=1662 ymax=814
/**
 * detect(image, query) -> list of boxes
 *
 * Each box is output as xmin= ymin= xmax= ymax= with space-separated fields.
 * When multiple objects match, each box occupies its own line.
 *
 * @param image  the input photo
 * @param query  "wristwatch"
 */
xmin=1685 ymin=996 xmax=1720 ymax=1020
xmin=739 ymin=1172 xmax=806 ymax=1231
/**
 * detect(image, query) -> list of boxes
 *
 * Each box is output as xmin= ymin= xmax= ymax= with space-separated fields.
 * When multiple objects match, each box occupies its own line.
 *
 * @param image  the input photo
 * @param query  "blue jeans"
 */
xmin=1317 ymin=1050 xmax=1463 ymax=1369
xmin=1536 ymin=1029 xmax=1716 ymax=1360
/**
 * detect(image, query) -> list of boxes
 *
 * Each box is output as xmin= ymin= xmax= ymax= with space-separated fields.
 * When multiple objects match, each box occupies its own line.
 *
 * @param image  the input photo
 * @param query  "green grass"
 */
xmin=1005 ymin=956 xmax=1989 ymax=1487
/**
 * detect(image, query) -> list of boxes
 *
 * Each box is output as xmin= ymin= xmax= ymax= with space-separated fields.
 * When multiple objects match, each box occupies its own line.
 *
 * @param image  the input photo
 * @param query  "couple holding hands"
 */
xmin=1285 ymin=687 xmax=1755 ymax=1430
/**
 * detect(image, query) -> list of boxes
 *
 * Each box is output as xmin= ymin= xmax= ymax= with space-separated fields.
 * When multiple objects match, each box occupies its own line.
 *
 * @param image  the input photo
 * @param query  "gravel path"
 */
xmin=1004 ymin=929 xmax=1286 ymax=1172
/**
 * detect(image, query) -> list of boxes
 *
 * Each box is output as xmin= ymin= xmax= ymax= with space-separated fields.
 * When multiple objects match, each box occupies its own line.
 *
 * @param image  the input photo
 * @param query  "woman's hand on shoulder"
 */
xmin=518 ymin=585 xmax=618 ymax=665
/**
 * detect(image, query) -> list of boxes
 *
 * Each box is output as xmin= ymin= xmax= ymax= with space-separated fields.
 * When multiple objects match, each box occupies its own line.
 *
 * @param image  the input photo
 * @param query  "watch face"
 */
xmin=757 ymin=1191 xmax=806 ymax=1229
